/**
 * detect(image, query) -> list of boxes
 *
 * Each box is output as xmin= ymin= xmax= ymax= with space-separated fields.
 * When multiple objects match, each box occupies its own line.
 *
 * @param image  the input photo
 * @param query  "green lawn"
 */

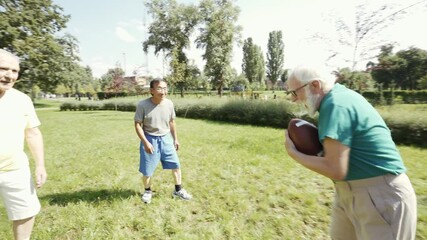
xmin=0 ymin=109 xmax=425 ymax=239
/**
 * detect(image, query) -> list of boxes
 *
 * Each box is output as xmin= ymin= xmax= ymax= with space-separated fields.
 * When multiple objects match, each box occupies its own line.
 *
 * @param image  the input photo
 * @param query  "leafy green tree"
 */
xmin=57 ymin=33 xmax=80 ymax=61
xmin=0 ymin=0 xmax=77 ymax=93
xmin=196 ymin=0 xmax=241 ymax=96
xmin=185 ymin=62 xmax=202 ymax=90
xmin=242 ymin=37 xmax=265 ymax=84
xmin=335 ymin=68 xmax=374 ymax=92
xmin=230 ymin=73 xmax=249 ymax=90
xmin=395 ymin=47 xmax=427 ymax=90
xmin=31 ymin=84 xmax=41 ymax=99
xmin=54 ymin=84 xmax=71 ymax=97
xmin=418 ymin=75 xmax=427 ymax=89
xmin=143 ymin=0 xmax=199 ymax=58
xmin=280 ymin=69 xmax=288 ymax=82
xmin=99 ymin=66 xmax=125 ymax=96
xmin=196 ymin=73 xmax=211 ymax=93
xmin=83 ymin=84 xmax=97 ymax=99
xmin=371 ymin=55 xmax=406 ymax=90
xmin=61 ymin=63 xmax=93 ymax=95
xmin=369 ymin=45 xmax=396 ymax=89
xmin=371 ymin=46 xmax=427 ymax=90
xmin=143 ymin=0 xmax=200 ymax=93
xmin=266 ymin=30 xmax=284 ymax=89
xmin=167 ymin=47 xmax=187 ymax=97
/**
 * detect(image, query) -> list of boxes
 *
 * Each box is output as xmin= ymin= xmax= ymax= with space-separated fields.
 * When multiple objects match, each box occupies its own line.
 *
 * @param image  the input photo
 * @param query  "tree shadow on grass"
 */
xmin=40 ymin=188 xmax=139 ymax=206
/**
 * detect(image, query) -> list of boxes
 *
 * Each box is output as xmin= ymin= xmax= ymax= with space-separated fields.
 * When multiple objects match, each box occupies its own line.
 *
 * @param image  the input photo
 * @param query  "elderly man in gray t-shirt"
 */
xmin=134 ymin=79 xmax=192 ymax=204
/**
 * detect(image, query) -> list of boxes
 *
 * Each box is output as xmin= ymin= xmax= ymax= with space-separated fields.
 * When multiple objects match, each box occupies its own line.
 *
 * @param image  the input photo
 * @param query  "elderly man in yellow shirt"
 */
xmin=0 ymin=49 xmax=47 ymax=240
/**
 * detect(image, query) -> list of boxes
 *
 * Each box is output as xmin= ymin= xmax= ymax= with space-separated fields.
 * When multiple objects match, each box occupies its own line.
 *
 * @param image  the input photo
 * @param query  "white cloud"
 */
xmin=115 ymin=27 xmax=136 ymax=43
xmin=79 ymin=56 xmax=117 ymax=78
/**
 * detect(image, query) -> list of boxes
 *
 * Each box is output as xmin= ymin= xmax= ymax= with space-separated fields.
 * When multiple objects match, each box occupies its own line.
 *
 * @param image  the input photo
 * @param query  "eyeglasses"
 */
xmin=285 ymin=82 xmax=310 ymax=97
xmin=154 ymin=87 xmax=168 ymax=92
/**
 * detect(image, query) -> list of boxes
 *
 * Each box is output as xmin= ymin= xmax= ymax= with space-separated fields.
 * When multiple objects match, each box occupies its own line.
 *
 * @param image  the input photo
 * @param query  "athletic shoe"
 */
xmin=172 ymin=189 xmax=192 ymax=200
xmin=141 ymin=190 xmax=152 ymax=204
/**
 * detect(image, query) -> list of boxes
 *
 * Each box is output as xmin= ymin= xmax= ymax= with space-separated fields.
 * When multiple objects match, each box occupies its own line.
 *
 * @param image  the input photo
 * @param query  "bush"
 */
xmin=59 ymin=99 xmax=426 ymax=147
xmin=78 ymin=103 xmax=89 ymax=111
xmin=361 ymin=90 xmax=427 ymax=105
xmin=211 ymin=100 xmax=296 ymax=128
xmin=59 ymin=102 xmax=77 ymax=111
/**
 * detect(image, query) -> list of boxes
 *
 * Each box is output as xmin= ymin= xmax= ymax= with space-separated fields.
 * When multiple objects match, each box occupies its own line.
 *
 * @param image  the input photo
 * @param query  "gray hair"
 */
xmin=288 ymin=65 xmax=335 ymax=92
xmin=0 ymin=49 xmax=20 ymax=63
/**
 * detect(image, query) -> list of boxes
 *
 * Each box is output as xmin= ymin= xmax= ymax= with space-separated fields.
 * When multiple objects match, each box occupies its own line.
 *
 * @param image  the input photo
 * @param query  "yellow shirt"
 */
xmin=0 ymin=88 xmax=40 ymax=171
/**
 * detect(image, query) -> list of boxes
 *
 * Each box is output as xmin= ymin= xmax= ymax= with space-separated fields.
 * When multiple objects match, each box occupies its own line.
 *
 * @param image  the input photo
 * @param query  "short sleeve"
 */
xmin=318 ymin=104 xmax=353 ymax=147
xmin=24 ymin=96 xmax=40 ymax=128
xmin=134 ymin=103 xmax=144 ymax=123
xmin=170 ymin=102 xmax=176 ymax=120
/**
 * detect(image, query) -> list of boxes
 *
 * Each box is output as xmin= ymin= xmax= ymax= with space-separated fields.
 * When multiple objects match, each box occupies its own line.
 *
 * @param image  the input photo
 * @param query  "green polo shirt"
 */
xmin=318 ymin=84 xmax=406 ymax=180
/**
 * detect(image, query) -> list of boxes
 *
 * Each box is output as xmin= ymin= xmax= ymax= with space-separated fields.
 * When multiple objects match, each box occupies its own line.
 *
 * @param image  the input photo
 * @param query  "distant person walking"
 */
xmin=134 ymin=79 xmax=192 ymax=204
xmin=284 ymin=65 xmax=417 ymax=240
xmin=0 ymin=49 xmax=47 ymax=240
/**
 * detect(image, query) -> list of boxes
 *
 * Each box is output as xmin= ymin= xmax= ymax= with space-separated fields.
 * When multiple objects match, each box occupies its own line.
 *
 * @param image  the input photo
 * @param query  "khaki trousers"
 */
xmin=330 ymin=173 xmax=417 ymax=240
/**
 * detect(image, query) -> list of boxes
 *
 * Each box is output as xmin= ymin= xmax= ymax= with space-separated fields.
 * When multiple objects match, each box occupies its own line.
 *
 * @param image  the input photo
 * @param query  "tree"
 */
xmin=99 ymin=66 xmax=125 ymax=97
xmin=395 ymin=47 xmax=427 ymax=90
xmin=315 ymin=1 xmax=427 ymax=70
xmin=280 ymin=69 xmax=288 ymax=82
xmin=242 ymin=37 xmax=265 ymax=84
xmin=334 ymin=68 xmax=374 ymax=92
xmin=59 ymin=63 xmax=93 ymax=95
xmin=0 ymin=0 xmax=78 ymax=93
xmin=57 ymin=33 xmax=80 ymax=61
xmin=230 ymin=73 xmax=249 ymax=91
xmin=370 ymin=46 xmax=427 ymax=90
xmin=143 ymin=0 xmax=200 ymax=93
xmin=370 ymin=55 xmax=407 ymax=90
xmin=196 ymin=0 xmax=242 ymax=96
xmin=419 ymin=75 xmax=427 ymax=89
xmin=266 ymin=30 xmax=284 ymax=89
xmin=185 ymin=62 xmax=202 ymax=90
xmin=167 ymin=46 xmax=187 ymax=97
xmin=54 ymin=84 xmax=70 ymax=97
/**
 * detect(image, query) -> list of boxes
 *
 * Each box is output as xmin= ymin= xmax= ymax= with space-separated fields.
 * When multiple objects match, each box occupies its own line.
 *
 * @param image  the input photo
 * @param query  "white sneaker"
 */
xmin=142 ymin=190 xmax=152 ymax=204
xmin=172 ymin=189 xmax=192 ymax=200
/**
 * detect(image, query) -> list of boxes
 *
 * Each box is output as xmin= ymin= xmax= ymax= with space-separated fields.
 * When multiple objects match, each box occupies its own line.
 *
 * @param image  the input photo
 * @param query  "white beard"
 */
xmin=305 ymin=89 xmax=320 ymax=117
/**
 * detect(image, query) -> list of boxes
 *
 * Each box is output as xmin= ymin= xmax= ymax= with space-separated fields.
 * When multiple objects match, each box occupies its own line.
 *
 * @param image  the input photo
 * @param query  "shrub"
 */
xmin=59 ymin=102 xmax=77 ymax=111
xmin=59 ymin=99 xmax=426 ymax=147
xmin=78 ymin=103 xmax=89 ymax=111
xmin=212 ymin=100 xmax=296 ymax=128
xmin=115 ymin=102 xmax=137 ymax=112
xmin=102 ymin=102 xmax=117 ymax=111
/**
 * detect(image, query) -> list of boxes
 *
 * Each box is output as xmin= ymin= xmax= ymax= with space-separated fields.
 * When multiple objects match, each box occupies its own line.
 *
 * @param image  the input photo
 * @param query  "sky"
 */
xmin=52 ymin=0 xmax=427 ymax=78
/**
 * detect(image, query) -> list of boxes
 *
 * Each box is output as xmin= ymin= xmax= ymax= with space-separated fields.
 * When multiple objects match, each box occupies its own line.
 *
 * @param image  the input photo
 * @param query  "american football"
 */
xmin=287 ymin=118 xmax=323 ymax=156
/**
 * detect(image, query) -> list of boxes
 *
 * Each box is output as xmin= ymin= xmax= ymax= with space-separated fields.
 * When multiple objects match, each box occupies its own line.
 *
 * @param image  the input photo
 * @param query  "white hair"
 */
xmin=0 ymin=49 xmax=20 ymax=63
xmin=288 ymin=65 xmax=336 ymax=92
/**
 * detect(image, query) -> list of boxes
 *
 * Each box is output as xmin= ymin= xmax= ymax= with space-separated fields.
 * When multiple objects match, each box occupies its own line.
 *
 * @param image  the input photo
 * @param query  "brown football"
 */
xmin=287 ymin=118 xmax=323 ymax=156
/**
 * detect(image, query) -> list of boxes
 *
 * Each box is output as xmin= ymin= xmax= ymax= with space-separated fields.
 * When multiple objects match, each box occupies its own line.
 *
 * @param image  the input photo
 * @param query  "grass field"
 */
xmin=0 ymin=103 xmax=426 ymax=239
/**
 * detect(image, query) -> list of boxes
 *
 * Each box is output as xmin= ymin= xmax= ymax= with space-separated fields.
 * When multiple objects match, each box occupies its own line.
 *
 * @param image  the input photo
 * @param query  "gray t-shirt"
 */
xmin=134 ymin=98 xmax=176 ymax=136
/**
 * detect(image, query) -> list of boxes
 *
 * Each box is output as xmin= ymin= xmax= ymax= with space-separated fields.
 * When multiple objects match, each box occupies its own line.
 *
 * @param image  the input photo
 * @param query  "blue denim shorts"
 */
xmin=139 ymin=133 xmax=180 ymax=176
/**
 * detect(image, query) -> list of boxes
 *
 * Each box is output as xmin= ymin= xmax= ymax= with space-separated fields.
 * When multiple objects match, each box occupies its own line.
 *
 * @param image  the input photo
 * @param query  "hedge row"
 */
xmin=361 ymin=90 xmax=427 ymax=104
xmin=59 ymin=100 xmax=426 ymax=147
xmin=59 ymin=101 xmax=136 ymax=112
xmin=174 ymin=100 xmax=300 ymax=129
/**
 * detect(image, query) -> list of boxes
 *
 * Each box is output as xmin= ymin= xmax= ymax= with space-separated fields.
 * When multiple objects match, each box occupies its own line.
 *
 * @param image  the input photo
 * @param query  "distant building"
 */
xmin=124 ymin=75 xmax=148 ymax=86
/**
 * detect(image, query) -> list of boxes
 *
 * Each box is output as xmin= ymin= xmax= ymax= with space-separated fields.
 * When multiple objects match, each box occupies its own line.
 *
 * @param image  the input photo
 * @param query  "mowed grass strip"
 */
xmin=0 ymin=110 xmax=425 ymax=239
